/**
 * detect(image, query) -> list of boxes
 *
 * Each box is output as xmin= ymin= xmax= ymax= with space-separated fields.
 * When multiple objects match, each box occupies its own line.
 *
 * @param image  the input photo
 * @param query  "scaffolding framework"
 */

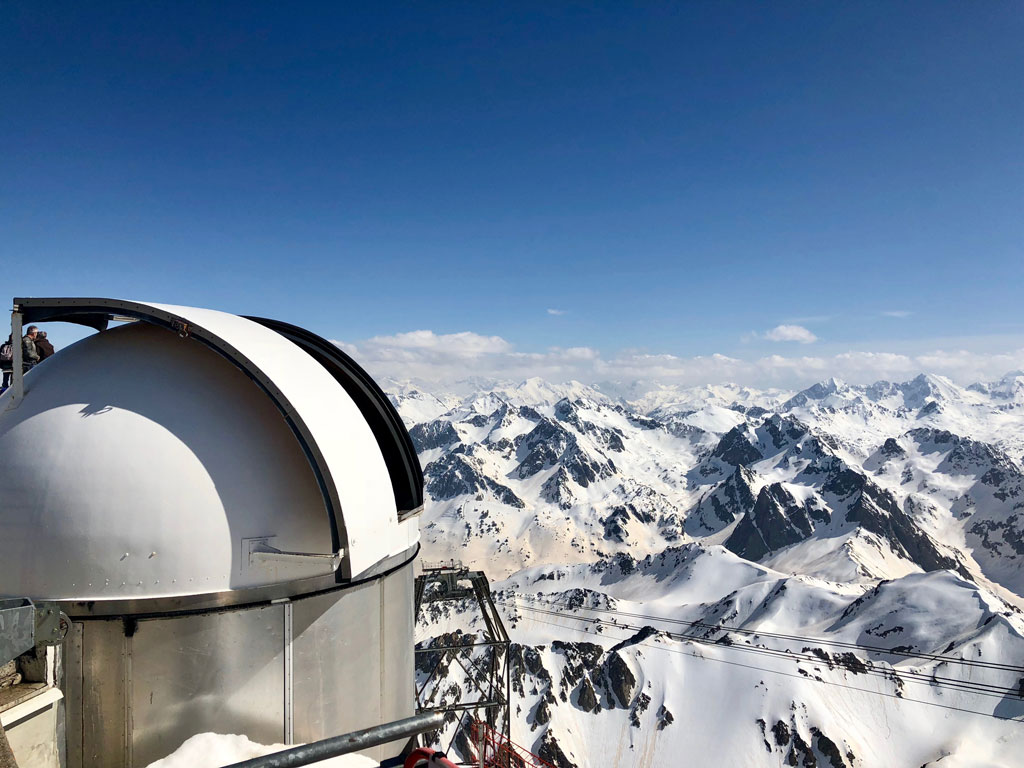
xmin=414 ymin=562 xmax=511 ymax=767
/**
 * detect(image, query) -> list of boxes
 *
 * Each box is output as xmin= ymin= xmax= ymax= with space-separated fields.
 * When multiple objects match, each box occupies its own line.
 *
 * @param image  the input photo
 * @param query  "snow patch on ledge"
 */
xmin=144 ymin=733 xmax=380 ymax=768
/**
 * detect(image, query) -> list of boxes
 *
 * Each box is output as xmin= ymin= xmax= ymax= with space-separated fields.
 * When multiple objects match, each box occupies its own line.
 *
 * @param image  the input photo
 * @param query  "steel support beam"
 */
xmin=7 ymin=310 xmax=23 ymax=409
xmin=223 ymin=712 xmax=444 ymax=768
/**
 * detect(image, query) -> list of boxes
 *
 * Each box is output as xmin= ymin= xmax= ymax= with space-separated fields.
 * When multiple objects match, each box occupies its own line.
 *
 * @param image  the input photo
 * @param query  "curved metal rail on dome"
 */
xmin=244 ymin=315 xmax=423 ymax=520
xmin=9 ymin=297 xmax=423 ymax=579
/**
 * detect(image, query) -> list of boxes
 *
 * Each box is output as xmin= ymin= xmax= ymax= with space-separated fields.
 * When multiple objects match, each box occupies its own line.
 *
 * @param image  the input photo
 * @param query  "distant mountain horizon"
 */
xmin=404 ymin=371 xmax=1024 ymax=767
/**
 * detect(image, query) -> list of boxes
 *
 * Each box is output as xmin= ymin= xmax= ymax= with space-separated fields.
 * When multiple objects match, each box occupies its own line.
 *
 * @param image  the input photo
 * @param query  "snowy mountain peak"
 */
xmin=406 ymin=371 xmax=1024 ymax=768
xmin=783 ymin=377 xmax=850 ymax=409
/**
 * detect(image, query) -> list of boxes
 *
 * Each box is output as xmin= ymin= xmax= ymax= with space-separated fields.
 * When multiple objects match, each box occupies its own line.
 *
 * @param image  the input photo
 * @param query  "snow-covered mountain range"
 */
xmin=392 ymin=372 xmax=1024 ymax=767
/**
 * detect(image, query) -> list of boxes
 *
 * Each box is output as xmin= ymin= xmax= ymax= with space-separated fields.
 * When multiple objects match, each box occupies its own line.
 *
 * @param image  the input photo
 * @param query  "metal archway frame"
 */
xmin=9 ymin=297 xmax=421 ymax=580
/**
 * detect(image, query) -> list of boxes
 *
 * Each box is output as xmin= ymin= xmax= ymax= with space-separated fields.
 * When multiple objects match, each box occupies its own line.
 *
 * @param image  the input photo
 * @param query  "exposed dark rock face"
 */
xmin=691 ymin=464 xmax=759 ymax=532
xmin=812 ymin=727 xmax=848 ymax=768
xmin=425 ymin=453 xmax=525 ymax=508
xmin=603 ymin=651 xmax=636 ymax=708
xmin=608 ymin=625 xmax=659 ymax=654
xmin=662 ymin=416 xmax=708 ymax=441
xmin=970 ymin=514 xmax=1024 ymax=558
xmin=786 ymin=731 xmax=815 ymax=767
xmin=541 ymin=467 xmax=575 ymax=509
xmin=554 ymin=398 xmax=625 ymax=453
xmin=763 ymin=414 xmax=808 ymax=450
xmin=733 ymin=404 xmax=771 ymax=420
xmin=576 ymin=677 xmax=599 ymax=713
xmin=766 ymin=718 xmax=855 ymax=767
xmin=514 ymin=417 xmax=616 ymax=487
xmin=561 ymin=445 xmax=615 ymax=488
xmin=712 ymin=425 xmax=762 ymax=466
xmin=626 ymin=412 xmax=664 ymax=431
xmin=909 ymin=429 xmax=1023 ymax=489
xmin=656 ymin=704 xmax=674 ymax=730
xmin=409 ymin=419 xmax=461 ymax=452
xmin=601 ymin=506 xmax=632 ymax=543
xmin=553 ymin=398 xmax=585 ymax=428
xmin=793 ymin=442 xmax=844 ymax=481
xmin=538 ymin=733 xmax=576 ymax=768
xmin=515 ymin=419 xmax=574 ymax=477
xmin=725 ymin=483 xmax=830 ymax=560
xmin=452 ymin=728 xmax=478 ymax=764
xmin=510 ymin=644 xmax=550 ymax=688
xmin=608 ymin=552 xmax=637 ymax=577
xmin=601 ymin=496 xmax=657 ymax=543
xmin=534 ymin=698 xmax=551 ymax=726
xmin=772 ymin=720 xmax=790 ymax=747
xmin=552 ymin=641 xmax=604 ymax=705
xmin=767 ymin=716 xmax=853 ymax=767
xmin=518 ymin=405 xmax=543 ymax=421
xmin=836 ymin=472 xmax=963 ymax=574
xmin=880 ymin=437 xmax=906 ymax=458
xmin=629 ymin=692 xmax=650 ymax=727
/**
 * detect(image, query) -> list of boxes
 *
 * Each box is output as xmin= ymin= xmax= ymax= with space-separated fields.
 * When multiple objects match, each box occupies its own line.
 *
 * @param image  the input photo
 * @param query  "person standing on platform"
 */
xmin=35 ymin=330 xmax=55 ymax=361
xmin=0 ymin=335 xmax=12 ymax=388
xmin=22 ymin=325 xmax=40 ymax=371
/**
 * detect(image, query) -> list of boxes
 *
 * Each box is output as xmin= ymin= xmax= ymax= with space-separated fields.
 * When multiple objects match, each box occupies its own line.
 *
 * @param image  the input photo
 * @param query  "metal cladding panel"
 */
xmin=0 ymin=323 xmax=333 ymax=600
xmin=292 ymin=580 xmax=383 ymax=758
xmin=143 ymin=303 xmax=412 ymax=579
xmin=61 ymin=562 xmax=416 ymax=767
xmin=80 ymin=621 xmax=126 ymax=768
xmin=381 ymin=562 xmax=416 ymax=728
xmin=62 ymin=623 xmax=84 ymax=768
xmin=128 ymin=606 xmax=286 ymax=768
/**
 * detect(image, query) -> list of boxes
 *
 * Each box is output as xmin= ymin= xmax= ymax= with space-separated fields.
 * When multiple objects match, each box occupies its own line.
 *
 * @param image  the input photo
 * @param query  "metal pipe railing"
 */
xmin=223 ymin=711 xmax=445 ymax=768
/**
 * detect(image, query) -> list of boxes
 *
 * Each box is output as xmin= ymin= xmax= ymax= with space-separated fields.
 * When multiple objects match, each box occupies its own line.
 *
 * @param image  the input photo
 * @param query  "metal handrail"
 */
xmin=420 ymin=560 xmax=465 ymax=571
xmin=223 ymin=711 xmax=444 ymax=768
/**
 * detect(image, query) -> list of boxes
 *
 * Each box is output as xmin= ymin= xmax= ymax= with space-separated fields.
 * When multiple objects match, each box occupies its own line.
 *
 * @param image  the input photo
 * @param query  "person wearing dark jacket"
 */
xmin=22 ymin=326 xmax=40 ymax=371
xmin=35 ymin=331 xmax=55 ymax=361
xmin=0 ymin=335 xmax=12 ymax=388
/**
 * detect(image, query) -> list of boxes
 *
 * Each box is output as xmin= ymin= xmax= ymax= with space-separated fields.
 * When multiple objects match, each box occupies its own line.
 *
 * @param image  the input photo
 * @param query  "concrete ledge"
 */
xmin=0 ymin=688 xmax=62 ymax=728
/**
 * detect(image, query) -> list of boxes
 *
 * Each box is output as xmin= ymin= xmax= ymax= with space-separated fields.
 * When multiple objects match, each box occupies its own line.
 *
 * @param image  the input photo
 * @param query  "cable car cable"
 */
xmin=501 ymin=600 xmax=1024 ymax=703
xmin=510 ymin=592 xmax=1024 ymax=674
xmin=505 ymin=607 xmax=1024 ymax=724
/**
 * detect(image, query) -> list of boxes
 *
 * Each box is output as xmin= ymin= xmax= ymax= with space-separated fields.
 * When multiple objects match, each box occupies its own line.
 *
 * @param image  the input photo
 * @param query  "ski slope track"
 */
xmin=391 ymin=372 xmax=1024 ymax=767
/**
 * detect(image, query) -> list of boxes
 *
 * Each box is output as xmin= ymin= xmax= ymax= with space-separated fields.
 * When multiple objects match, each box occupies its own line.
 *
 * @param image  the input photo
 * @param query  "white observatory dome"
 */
xmin=1 ymin=298 xmax=424 ymax=768
xmin=0 ymin=300 xmax=422 ymax=604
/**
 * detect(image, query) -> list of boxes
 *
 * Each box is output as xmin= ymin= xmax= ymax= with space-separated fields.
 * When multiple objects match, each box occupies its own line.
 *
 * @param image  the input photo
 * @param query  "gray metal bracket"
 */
xmin=242 ymin=537 xmax=344 ymax=581
xmin=0 ymin=599 xmax=34 ymax=666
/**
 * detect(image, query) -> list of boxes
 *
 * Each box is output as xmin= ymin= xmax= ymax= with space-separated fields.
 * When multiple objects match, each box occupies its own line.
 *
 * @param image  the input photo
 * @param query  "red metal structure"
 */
xmin=404 ymin=746 xmax=460 ymax=768
xmin=466 ymin=720 xmax=557 ymax=768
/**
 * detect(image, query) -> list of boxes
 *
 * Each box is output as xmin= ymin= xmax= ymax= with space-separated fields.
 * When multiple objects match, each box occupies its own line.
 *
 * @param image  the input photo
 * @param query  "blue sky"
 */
xmin=3 ymin=3 xmax=1022 ymax=386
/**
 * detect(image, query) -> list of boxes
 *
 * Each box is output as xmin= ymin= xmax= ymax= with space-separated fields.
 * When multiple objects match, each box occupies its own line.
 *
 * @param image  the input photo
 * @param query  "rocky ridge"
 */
xmin=399 ymin=372 xmax=1024 ymax=767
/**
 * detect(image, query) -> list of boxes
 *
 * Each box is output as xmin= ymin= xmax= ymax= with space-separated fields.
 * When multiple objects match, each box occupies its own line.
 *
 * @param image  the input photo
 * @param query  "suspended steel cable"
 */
xmin=506 ymin=600 xmax=1022 ymax=702
xmin=504 ymin=604 xmax=1024 ymax=724
xmin=511 ymin=592 xmax=1024 ymax=674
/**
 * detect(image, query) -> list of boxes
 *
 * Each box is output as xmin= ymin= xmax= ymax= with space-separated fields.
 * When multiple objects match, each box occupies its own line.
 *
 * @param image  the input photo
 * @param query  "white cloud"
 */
xmin=764 ymin=324 xmax=818 ymax=344
xmin=363 ymin=330 xmax=511 ymax=355
xmin=334 ymin=328 xmax=1024 ymax=390
xmin=547 ymin=308 xmax=568 ymax=316
xmin=882 ymin=310 xmax=913 ymax=318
